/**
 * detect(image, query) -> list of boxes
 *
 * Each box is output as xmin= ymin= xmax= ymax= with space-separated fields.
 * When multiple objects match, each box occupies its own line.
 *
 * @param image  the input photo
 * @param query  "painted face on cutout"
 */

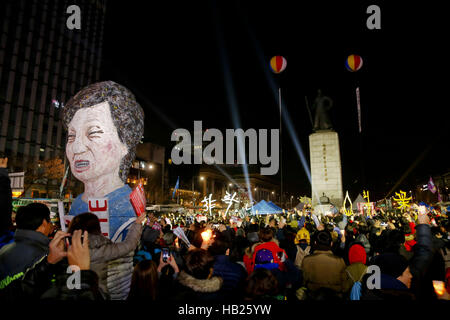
xmin=66 ymin=101 xmax=128 ymax=183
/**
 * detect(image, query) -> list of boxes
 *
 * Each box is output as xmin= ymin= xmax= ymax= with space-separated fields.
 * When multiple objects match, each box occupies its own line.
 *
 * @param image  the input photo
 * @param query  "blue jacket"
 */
xmin=212 ymin=255 xmax=247 ymax=299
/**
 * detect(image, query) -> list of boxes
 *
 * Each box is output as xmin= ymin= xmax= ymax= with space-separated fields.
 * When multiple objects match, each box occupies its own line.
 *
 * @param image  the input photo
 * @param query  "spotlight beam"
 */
xmin=212 ymin=1 xmax=254 ymax=206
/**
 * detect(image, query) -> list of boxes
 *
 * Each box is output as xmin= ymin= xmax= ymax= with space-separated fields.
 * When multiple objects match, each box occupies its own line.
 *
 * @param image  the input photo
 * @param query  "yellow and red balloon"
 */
xmin=270 ymin=56 xmax=287 ymax=74
xmin=345 ymin=54 xmax=363 ymax=72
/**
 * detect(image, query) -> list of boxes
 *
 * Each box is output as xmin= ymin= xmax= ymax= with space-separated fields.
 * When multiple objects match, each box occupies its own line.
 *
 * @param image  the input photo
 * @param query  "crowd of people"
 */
xmin=1 ymin=158 xmax=450 ymax=302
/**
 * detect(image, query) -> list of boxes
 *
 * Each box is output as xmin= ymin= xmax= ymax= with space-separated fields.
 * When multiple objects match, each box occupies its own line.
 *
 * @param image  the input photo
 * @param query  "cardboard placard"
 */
xmin=130 ymin=183 xmax=146 ymax=217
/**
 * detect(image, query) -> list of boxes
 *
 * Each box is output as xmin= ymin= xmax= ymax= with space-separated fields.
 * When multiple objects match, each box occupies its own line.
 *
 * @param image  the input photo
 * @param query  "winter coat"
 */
xmin=171 ymin=271 xmax=224 ymax=301
xmin=361 ymin=273 xmax=415 ymax=300
xmin=88 ymin=222 xmax=143 ymax=299
xmin=301 ymin=250 xmax=347 ymax=293
xmin=212 ymin=255 xmax=247 ymax=299
xmin=294 ymin=244 xmax=311 ymax=269
xmin=0 ymin=229 xmax=49 ymax=289
xmin=0 ymin=254 xmax=103 ymax=301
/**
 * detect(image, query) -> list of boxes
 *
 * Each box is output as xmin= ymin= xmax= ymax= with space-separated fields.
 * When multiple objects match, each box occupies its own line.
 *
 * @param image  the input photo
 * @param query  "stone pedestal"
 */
xmin=309 ymin=130 xmax=343 ymax=209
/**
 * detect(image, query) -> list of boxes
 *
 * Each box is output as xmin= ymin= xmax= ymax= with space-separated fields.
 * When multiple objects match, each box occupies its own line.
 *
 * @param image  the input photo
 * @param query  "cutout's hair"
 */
xmin=63 ymin=81 xmax=144 ymax=182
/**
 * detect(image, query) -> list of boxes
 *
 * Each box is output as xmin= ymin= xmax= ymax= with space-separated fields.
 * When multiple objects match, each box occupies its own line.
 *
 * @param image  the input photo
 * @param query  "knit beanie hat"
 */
xmin=348 ymin=244 xmax=367 ymax=265
xmin=371 ymin=253 xmax=408 ymax=278
xmin=295 ymin=227 xmax=310 ymax=245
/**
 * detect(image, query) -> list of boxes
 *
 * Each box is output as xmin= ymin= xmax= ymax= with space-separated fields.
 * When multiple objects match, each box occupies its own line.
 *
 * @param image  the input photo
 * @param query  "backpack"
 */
xmin=346 ymin=267 xmax=367 ymax=300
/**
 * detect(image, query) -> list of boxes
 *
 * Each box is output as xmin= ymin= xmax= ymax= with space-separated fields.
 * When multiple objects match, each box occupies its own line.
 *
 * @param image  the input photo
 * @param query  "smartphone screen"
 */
xmin=162 ymin=248 xmax=170 ymax=263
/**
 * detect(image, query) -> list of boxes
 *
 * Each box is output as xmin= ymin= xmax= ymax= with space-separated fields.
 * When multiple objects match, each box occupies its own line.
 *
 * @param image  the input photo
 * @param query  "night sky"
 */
xmin=100 ymin=0 xmax=449 ymax=200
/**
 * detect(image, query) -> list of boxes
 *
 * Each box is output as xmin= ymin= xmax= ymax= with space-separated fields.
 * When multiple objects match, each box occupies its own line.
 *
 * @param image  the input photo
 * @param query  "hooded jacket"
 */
xmin=172 ymin=271 xmax=224 ymax=301
xmin=88 ymin=221 xmax=143 ymax=299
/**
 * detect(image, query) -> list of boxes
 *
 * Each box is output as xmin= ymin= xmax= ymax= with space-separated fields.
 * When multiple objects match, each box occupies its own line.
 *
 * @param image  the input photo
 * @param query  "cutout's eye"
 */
xmin=68 ymin=134 xmax=75 ymax=142
xmin=88 ymin=130 xmax=104 ymax=137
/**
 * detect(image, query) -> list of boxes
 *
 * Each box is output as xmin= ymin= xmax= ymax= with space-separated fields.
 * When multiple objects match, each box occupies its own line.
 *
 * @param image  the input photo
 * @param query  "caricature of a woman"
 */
xmin=63 ymin=81 xmax=144 ymax=243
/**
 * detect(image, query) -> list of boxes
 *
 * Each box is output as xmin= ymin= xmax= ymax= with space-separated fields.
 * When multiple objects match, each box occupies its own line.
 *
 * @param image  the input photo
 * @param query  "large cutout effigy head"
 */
xmin=63 ymin=81 xmax=144 ymax=184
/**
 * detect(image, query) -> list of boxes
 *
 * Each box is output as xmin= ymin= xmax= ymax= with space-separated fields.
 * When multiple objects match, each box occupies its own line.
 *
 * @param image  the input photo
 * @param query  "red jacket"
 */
xmin=246 ymin=241 xmax=288 ymax=274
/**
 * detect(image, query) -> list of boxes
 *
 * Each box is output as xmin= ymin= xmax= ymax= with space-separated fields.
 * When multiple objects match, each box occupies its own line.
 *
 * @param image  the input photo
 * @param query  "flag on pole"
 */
xmin=428 ymin=177 xmax=437 ymax=193
xmin=59 ymin=166 xmax=69 ymax=198
xmin=356 ymin=87 xmax=362 ymax=133
xmin=172 ymin=176 xmax=180 ymax=199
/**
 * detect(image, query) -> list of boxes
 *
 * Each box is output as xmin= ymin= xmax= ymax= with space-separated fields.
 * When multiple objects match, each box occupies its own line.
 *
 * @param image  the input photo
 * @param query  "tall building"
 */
xmin=0 ymin=0 xmax=106 ymax=172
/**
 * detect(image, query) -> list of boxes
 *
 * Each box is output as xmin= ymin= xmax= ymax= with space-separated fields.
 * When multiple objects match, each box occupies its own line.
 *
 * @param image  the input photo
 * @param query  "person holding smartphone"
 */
xmin=155 ymin=249 xmax=180 ymax=301
xmin=67 ymin=212 xmax=146 ymax=300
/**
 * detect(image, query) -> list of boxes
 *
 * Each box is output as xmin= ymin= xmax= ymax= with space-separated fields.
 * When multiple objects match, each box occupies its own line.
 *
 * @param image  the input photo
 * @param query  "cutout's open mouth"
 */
xmin=74 ymin=160 xmax=90 ymax=172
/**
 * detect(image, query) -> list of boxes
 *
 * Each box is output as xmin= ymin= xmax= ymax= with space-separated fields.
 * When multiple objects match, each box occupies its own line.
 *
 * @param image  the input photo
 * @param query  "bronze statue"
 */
xmin=312 ymin=89 xmax=333 ymax=131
